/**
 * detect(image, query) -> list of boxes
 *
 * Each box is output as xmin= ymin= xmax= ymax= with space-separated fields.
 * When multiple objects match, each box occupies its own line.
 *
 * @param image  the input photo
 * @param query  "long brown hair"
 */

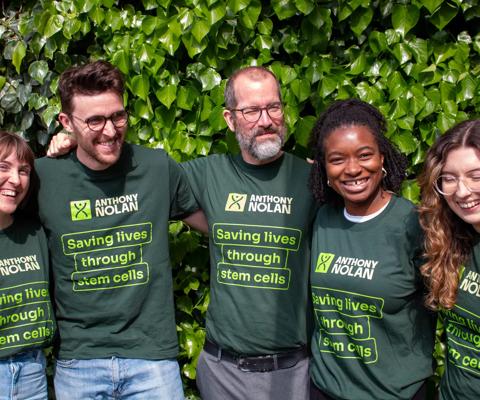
xmin=418 ymin=120 xmax=480 ymax=310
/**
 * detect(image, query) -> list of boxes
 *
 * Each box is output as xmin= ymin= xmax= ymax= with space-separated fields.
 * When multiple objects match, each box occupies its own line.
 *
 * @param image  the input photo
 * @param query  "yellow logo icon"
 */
xmin=315 ymin=253 xmax=335 ymax=273
xmin=225 ymin=193 xmax=247 ymax=212
xmin=70 ymin=200 xmax=92 ymax=221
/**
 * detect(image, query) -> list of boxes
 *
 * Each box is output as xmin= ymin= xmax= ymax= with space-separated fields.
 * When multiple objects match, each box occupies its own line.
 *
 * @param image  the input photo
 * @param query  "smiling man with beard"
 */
xmin=35 ymin=61 xmax=202 ymax=400
xmin=182 ymin=67 xmax=316 ymax=400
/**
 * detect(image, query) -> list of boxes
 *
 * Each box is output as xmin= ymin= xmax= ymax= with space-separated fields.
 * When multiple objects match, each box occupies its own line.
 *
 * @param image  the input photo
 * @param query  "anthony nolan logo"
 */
xmin=70 ymin=194 xmax=139 ymax=221
xmin=315 ymin=253 xmax=335 ymax=273
xmin=225 ymin=192 xmax=292 ymax=214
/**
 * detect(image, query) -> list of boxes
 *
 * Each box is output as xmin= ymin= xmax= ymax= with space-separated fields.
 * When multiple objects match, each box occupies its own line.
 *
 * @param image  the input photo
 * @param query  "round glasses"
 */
xmin=229 ymin=103 xmax=283 ymax=123
xmin=434 ymin=174 xmax=480 ymax=196
xmin=70 ymin=110 xmax=128 ymax=132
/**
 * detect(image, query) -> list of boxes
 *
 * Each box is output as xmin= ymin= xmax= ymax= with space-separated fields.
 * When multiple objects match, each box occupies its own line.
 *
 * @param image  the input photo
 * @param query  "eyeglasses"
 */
xmin=434 ymin=174 xmax=480 ymax=196
xmin=229 ymin=103 xmax=283 ymax=123
xmin=70 ymin=110 xmax=128 ymax=132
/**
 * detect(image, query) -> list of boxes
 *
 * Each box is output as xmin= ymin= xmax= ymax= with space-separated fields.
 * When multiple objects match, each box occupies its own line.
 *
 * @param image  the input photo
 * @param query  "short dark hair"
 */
xmin=0 ymin=130 xmax=35 ymax=209
xmin=224 ymin=66 xmax=282 ymax=109
xmin=309 ymin=98 xmax=408 ymax=205
xmin=58 ymin=60 xmax=124 ymax=114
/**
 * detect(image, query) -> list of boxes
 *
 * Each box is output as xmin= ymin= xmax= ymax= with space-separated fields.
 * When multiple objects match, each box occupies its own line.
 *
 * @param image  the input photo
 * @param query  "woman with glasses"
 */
xmin=419 ymin=119 xmax=480 ymax=400
xmin=308 ymin=99 xmax=435 ymax=399
xmin=0 ymin=131 xmax=54 ymax=400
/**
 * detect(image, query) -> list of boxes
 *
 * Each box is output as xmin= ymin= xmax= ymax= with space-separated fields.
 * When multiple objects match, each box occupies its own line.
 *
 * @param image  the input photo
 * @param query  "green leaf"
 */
xmin=257 ymin=18 xmax=273 ymax=35
xmin=191 ymin=19 xmax=210 ymax=43
xmin=44 ymin=14 xmax=64 ymax=38
xmin=290 ymin=78 xmax=311 ymax=102
xmin=41 ymin=104 xmax=61 ymax=127
xmin=295 ymin=0 xmax=315 ymax=15
xmin=272 ymin=0 xmax=297 ymax=20
xmin=456 ymin=75 xmax=478 ymax=102
xmin=112 ymin=50 xmax=130 ymax=75
xmin=349 ymin=52 xmax=367 ymax=75
xmin=368 ymin=31 xmax=388 ymax=55
xmin=391 ymin=4 xmax=420 ymax=37
xmin=155 ymin=84 xmax=177 ymax=109
xmin=177 ymin=85 xmax=199 ymax=110
xmin=28 ymin=61 xmax=49 ymax=84
xmin=390 ymin=130 xmax=417 ymax=154
xmin=63 ymin=18 xmax=82 ymax=40
xmin=130 ymin=75 xmax=150 ymax=101
xmin=134 ymin=98 xmax=153 ymax=120
xmin=142 ymin=16 xmax=158 ymax=35
xmin=199 ymin=68 xmax=221 ymax=91
xmin=0 ymin=76 xmax=5 ymax=91
xmin=350 ymin=7 xmax=373 ymax=36
xmin=319 ymin=75 xmax=337 ymax=97
xmin=229 ymin=0 xmax=251 ymax=13
xmin=391 ymin=43 xmax=412 ymax=65
xmin=429 ymin=3 xmax=458 ymax=30
xmin=181 ymin=34 xmax=207 ymax=58
xmin=294 ymin=115 xmax=316 ymax=146
xmin=422 ymin=0 xmax=444 ymax=15
xmin=12 ymin=41 xmax=26 ymax=74
xmin=239 ymin=0 xmax=261 ymax=29
xmin=208 ymin=105 xmax=227 ymax=132
xmin=387 ymin=71 xmax=407 ymax=100
xmin=401 ymin=179 xmax=420 ymax=203
xmin=209 ymin=3 xmax=227 ymax=25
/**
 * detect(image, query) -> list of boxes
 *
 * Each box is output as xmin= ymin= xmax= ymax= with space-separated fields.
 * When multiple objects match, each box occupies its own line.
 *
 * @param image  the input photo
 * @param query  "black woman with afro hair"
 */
xmin=308 ymin=99 xmax=435 ymax=400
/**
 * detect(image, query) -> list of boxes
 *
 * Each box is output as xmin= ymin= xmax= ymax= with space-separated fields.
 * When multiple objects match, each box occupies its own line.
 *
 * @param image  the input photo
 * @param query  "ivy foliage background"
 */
xmin=1 ymin=0 xmax=479 ymax=397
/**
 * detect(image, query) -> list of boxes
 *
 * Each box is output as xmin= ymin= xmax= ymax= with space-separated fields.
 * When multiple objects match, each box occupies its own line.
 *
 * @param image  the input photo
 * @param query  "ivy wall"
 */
xmin=1 ymin=0 xmax=479 ymax=397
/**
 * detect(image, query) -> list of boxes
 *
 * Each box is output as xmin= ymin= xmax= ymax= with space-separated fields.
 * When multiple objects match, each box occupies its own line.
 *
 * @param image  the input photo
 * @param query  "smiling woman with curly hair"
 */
xmin=418 ymin=119 xmax=480 ymax=400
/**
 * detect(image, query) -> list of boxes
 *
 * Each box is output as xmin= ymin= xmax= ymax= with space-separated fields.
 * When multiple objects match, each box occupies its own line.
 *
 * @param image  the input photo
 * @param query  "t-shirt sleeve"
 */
xmin=180 ymin=158 xmax=206 ymax=207
xmin=405 ymin=207 xmax=426 ymax=285
xmin=168 ymin=156 xmax=199 ymax=219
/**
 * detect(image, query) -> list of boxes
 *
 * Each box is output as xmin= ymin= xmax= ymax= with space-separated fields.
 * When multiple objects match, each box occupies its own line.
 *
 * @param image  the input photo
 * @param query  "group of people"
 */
xmin=0 ymin=59 xmax=478 ymax=400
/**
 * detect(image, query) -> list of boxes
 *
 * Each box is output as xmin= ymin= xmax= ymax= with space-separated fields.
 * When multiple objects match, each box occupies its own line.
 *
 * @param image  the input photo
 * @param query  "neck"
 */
xmin=345 ymin=189 xmax=392 ymax=216
xmin=0 ymin=213 xmax=14 ymax=230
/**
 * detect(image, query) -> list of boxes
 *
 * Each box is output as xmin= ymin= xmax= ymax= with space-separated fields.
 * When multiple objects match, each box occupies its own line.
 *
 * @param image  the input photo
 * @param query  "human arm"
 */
xmin=183 ymin=209 xmax=208 ymax=234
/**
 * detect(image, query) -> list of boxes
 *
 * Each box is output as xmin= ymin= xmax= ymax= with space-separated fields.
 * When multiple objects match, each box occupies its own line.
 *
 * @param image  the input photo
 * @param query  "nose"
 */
xmin=103 ymin=119 xmax=117 ymax=137
xmin=257 ymin=108 xmax=273 ymax=127
xmin=345 ymin=159 xmax=361 ymax=176
xmin=455 ymin=179 xmax=471 ymax=197
xmin=8 ymin=169 xmax=20 ymax=185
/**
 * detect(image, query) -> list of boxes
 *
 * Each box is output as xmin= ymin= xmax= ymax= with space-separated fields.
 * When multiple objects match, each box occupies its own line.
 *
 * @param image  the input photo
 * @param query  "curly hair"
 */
xmin=58 ymin=60 xmax=124 ymax=114
xmin=418 ymin=119 xmax=480 ymax=310
xmin=309 ymin=98 xmax=407 ymax=205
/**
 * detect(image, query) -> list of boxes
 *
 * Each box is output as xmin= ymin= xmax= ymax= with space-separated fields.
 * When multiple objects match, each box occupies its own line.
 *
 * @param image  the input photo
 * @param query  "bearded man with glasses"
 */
xmin=35 ymin=60 xmax=205 ymax=400
xmin=182 ymin=66 xmax=316 ymax=400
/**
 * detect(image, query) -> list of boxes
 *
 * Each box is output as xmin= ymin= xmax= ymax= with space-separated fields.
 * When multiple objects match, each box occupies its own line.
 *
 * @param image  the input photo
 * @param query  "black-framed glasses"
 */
xmin=70 ymin=110 xmax=128 ymax=132
xmin=229 ymin=103 xmax=283 ymax=123
xmin=434 ymin=174 xmax=480 ymax=196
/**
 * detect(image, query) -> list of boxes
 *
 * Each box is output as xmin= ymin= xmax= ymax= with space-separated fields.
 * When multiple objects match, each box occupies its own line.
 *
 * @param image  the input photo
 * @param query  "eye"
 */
xmin=469 ymin=174 xmax=480 ymax=182
xmin=19 ymin=167 xmax=31 ymax=176
xmin=441 ymin=175 xmax=456 ymax=183
xmin=86 ymin=115 xmax=105 ymax=127
xmin=0 ymin=163 xmax=9 ymax=172
xmin=358 ymin=152 xmax=373 ymax=160
xmin=242 ymin=108 xmax=260 ymax=116
xmin=328 ymin=157 xmax=344 ymax=165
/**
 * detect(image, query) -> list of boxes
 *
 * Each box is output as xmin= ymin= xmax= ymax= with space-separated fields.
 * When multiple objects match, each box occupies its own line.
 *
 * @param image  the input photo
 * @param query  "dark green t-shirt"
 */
xmin=35 ymin=144 xmax=197 ymax=360
xmin=182 ymin=153 xmax=316 ymax=355
xmin=0 ymin=217 xmax=54 ymax=358
xmin=440 ymin=239 xmax=480 ymax=400
xmin=310 ymin=196 xmax=434 ymax=399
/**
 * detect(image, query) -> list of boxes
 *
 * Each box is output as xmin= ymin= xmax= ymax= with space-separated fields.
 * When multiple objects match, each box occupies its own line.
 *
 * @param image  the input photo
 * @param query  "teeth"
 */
xmin=345 ymin=179 xmax=367 ymax=186
xmin=0 ymin=190 xmax=16 ymax=197
xmin=458 ymin=201 xmax=480 ymax=209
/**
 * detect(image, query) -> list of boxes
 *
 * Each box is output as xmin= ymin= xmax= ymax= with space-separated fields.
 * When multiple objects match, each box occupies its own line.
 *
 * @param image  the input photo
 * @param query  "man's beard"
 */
xmin=235 ymin=126 xmax=285 ymax=161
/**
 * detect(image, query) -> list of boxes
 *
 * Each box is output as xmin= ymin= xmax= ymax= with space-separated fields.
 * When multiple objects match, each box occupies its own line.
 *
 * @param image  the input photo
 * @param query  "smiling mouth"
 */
xmin=343 ymin=178 xmax=368 ymax=187
xmin=458 ymin=200 xmax=480 ymax=209
xmin=0 ymin=189 xmax=18 ymax=198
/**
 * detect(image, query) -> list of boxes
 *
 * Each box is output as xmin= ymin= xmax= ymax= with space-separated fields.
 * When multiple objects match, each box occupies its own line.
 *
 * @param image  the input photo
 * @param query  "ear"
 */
xmin=58 ymin=112 xmax=75 ymax=134
xmin=223 ymin=109 xmax=236 ymax=132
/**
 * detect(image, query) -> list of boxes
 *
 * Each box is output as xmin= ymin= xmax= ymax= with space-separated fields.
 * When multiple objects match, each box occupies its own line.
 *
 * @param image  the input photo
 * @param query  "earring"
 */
xmin=327 ymin=179 xmax=331 ymax=187
xmin=382 ymin=167 xmax=387 ymax=177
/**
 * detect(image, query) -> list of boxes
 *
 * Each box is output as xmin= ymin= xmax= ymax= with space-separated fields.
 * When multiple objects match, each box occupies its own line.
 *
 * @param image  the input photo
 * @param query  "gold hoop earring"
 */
xmin=382 ymin=167 xmax=387 ymax=177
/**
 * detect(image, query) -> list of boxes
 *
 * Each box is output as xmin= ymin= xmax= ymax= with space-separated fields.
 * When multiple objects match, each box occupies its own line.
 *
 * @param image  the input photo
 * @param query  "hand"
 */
xmin=47 ymin=132 xmax=77 ymax=158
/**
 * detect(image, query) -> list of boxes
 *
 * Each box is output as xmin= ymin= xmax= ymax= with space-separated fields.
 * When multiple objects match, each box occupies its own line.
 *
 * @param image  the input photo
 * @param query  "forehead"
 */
xmin=325 ymin=125 xmax=378 ymax=152
xmin=233 ymin=75 xmax=280 ymax=107
xmin=70 ymin=91 xmax=124 ymax=116
xmin=0 ymin=149 xmax=29 ymax=166
xmin=443 ymin=147 xmax=480 ymax=172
